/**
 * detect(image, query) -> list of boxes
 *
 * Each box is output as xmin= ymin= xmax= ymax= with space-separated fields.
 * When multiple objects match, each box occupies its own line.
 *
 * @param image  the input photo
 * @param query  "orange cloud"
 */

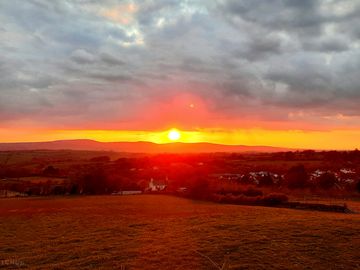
xmin=101 ymin=3 xmax=137 ymax=25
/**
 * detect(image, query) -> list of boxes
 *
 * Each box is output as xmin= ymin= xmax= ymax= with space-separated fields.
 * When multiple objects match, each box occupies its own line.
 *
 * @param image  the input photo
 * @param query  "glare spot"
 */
xmin=168 ymin=129 xmax=181 ymax=141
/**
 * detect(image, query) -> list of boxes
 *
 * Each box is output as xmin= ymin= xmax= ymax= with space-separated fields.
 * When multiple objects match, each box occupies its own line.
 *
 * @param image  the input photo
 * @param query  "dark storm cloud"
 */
xmin=0 ymin=0 xmax=360 ymax=128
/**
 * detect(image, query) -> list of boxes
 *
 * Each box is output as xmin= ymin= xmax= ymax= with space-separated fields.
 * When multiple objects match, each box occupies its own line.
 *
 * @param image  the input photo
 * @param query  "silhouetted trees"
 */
xmin=74 ymin=166 xmax=109 ymax=194
xmin=318 ymin=172 xmax=337 ymax=190
xmin=285 ymin=165 xmax=309 ymax=189
xmin=90 ymin=156 xmax=110 ymax=163
xmin=258 ymin=173 xmax=274 ymax=186
xmin=2 ymin=151 xmax=360 ymax=197
xmin=42 ymin=165 xmax=59 ymax=176
xmin=356 ymin=180 xmax=360 ymax=193
xmin=187 ymin=177 xmax=211 ymax=200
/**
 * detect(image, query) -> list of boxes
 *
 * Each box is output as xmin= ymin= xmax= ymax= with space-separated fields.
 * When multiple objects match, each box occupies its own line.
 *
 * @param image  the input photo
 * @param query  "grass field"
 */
xmin=0 ymin=195 xmax=359 ymax=269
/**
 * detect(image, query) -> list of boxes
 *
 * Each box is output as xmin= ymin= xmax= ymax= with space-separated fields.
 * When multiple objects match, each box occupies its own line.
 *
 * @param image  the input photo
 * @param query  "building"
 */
xmin=148 ymin=178 xmax=167 ymax=191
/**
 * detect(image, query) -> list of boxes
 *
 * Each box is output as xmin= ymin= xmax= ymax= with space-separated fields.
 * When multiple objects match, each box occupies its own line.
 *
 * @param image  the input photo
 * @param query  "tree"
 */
xmin=356 ymin=180 xmax=360 ymax=193
xmin=74 ymin=166 xmax=108 ymax=194
xmin=258 ymin=173 xmax=274 ymax=186
xmin=188 ymin=177 xmax=211 ymax=199
xmin=42 ymin=165 xmax=59 ymax=176
xmin=240 ymin=174 xmax=252 ymax=185
xmin=285 ymin=165 xmax=309 ymax=189
xmin=318 ymin=172 xmax=337 ymax=190
xmin=69 ymin=183 xmax=79 ymax=195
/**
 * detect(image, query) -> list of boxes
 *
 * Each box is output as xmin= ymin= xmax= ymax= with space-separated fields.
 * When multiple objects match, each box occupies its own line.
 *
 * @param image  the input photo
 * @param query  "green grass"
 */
xmin=0 ymin=195 xmax=359 ymax=269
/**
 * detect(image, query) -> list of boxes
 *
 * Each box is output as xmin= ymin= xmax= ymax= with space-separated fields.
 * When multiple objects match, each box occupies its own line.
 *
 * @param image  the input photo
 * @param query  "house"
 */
xmin=0 ymin=190 xmax=28 ymax=198
xmin=340 ymin=168 xmax=356 ymax=174
xmin=112 ymin=190 xmax=142 ymax=195
xmin=148 ymin=178 xmax=167 ymax=191
xmin=177 ymin=187 xmax=188 ymax=193
xmin=209 ymin=173 xmax=242 ymax=181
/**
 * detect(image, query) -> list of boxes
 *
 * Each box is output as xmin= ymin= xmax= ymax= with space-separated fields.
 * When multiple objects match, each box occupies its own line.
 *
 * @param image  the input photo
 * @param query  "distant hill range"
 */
xmin=0 ymin=139 xmax=292 ymax=153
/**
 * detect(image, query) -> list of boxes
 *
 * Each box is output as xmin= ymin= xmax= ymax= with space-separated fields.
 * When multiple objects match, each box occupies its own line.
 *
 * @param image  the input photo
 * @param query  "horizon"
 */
xmin=1 ymin=1 xmax=360 ymax=149
xmin=1 ymin=137 xmax=360 ymax=152
xmin=0 ymin=129 xmax=359 ymax=150
xmin=1 ymin=2 xmax=359 ymax=269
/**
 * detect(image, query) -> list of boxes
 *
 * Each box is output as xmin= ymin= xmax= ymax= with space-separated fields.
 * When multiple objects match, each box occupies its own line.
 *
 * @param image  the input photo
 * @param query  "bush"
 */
xmin=235 ymin=195 xmax=262 ymax=204
xmin=243 ymin=187 xmax=263 ymax=197
xmin=262 ymin=193 xmax=288 ymax=206
xmin=215 ymin=187 xmax=263 ymax=197
xmin=217 ymin=194 xmax=262 ymax=205
xmin=212 ymin=192 xmax=288 ymax=206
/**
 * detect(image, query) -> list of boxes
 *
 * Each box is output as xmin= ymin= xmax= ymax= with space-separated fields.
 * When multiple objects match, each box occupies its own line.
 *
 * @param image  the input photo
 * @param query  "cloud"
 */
xmin=100 ymin=52 xmax=126 ymax=66
xmin=71 ymin=49 xmax=96 ymax=64
xmin=302 ymin=37 xmax=349 ymax=52
xmin=0 ymin=0 xmax=360 ymax=130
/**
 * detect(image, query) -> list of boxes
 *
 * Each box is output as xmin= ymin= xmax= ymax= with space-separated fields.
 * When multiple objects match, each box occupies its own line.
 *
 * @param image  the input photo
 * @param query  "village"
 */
xmin=1 ymin=150 xmax=359 ymax=198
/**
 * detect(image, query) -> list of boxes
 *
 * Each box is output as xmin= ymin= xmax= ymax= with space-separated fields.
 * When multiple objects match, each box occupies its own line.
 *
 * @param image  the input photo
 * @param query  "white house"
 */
xmin=148 ymin=178 xmax=167 ymax=191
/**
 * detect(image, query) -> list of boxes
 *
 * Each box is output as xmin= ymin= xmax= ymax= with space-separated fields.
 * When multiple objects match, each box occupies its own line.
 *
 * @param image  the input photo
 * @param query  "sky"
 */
xmin=0 ymin=0 xmax=360 ymax=149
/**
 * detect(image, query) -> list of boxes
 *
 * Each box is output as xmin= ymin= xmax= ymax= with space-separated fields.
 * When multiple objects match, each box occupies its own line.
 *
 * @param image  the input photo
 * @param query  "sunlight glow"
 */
xmin=168 ymin=129 xmax=181 ymax=141
xmin=1 ymin=128 xmax=360 ymax=150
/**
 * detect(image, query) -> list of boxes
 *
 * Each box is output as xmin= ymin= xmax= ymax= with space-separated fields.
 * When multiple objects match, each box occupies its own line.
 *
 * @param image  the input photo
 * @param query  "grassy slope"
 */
xmin=0 ymin=195 xmax=359 ymax=270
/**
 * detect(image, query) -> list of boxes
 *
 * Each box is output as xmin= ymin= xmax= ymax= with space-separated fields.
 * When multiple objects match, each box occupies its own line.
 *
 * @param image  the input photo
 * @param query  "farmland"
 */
xmin=1 ymin=150 xmax=360 ymax=199
xmin=1 ymin=195 xmax=359 ymax=269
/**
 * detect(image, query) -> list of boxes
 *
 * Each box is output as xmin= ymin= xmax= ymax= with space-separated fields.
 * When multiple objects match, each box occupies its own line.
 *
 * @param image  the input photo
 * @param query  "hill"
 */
xmin=0 ymin=139 xmax=292 ymax=153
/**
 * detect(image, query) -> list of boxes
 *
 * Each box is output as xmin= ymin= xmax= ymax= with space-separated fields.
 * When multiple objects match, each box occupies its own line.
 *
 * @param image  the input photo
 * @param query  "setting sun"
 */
xmin=168 ymin=129 xmax=181 ymax=141
xmin=1 ymin=2 xmax=360 ymax=269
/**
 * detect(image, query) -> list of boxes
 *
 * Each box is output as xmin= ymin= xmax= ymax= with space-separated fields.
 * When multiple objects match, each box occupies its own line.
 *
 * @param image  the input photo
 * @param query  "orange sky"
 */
xmin=1 ymin=127 xmax=359 ymax=150
xmin=0 ymin=91 xmax=359 ymax=150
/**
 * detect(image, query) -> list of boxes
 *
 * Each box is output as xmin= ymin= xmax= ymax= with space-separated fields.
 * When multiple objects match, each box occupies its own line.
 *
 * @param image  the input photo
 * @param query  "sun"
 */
xmin=168 ymin=128 xmax=181 ymax=141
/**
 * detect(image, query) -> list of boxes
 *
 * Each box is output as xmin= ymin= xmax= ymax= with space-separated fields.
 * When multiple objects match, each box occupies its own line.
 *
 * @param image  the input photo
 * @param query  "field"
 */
xmin=0 ymin=195 xmax=359 ymax=269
